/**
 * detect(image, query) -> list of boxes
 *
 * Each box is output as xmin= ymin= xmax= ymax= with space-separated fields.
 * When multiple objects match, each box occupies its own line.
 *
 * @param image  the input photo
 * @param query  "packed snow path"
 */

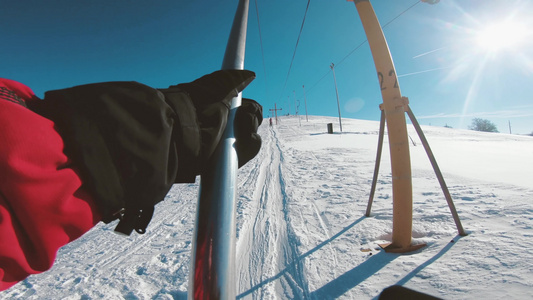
xmin=2 ymin=116 xmax=532 ymax=299
xmin=236 ymin=125 xmax=310 ymax=299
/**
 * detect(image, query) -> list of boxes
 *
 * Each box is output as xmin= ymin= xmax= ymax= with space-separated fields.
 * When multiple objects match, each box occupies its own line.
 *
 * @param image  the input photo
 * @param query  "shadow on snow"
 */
xmin=238 ymin=216 xmax=464 ymax=299
xmin=237 ymin=216 xmax=366 ymax=299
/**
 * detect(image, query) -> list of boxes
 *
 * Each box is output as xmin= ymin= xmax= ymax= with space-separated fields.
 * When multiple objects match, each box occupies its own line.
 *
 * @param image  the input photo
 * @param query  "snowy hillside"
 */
xmin=2 ymin=116 xmax=532 ymax=299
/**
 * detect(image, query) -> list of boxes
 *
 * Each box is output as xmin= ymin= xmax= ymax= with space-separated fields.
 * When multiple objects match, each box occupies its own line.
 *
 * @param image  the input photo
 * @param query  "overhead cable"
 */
xmin=278 ymin=0 xmax=312 ymax=103
xmin=305 ymin=0 xmax=421 ymax=96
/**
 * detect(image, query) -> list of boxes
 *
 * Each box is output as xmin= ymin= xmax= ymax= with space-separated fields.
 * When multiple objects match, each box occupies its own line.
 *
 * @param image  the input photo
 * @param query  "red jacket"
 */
xmin=0 ymin=79 xmax=101 ymax=291
xmin=0 ymin=71 xmax=259 ymax=291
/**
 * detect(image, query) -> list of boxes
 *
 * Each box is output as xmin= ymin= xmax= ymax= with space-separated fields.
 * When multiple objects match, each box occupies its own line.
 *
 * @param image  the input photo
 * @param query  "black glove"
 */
xmin=235 ymin=98 xmax=263 ymax=168
xmin=162 ymin=70 xmax=262 ymax=182
xmin=33 ymin=71 xmax=262 ymax=236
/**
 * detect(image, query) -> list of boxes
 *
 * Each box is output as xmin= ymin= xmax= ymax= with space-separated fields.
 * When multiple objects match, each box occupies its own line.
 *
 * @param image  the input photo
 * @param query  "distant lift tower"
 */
xmin=269 ymin=103 xmax=282 ymax=125
xmin=347 ymin=0 xmax=466 ymax=253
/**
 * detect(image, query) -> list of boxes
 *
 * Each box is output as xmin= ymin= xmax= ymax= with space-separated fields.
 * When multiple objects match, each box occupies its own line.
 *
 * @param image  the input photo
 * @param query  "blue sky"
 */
xmin=2 ymin=0 xmax=532 ymax=134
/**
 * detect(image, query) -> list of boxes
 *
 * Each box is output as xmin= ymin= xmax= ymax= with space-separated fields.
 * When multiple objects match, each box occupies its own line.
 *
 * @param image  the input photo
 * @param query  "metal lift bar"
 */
xmin=189 ymin=1 xmax=250 ymax=299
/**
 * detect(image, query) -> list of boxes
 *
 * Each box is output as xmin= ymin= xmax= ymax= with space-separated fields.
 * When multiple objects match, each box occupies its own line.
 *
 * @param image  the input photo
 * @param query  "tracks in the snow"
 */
xmin=236 ymin=125 xmax=309 ymax=299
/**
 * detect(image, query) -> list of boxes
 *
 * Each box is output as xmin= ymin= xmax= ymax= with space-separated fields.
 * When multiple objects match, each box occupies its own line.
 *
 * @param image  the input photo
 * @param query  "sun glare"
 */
xmin=476 ymin=21 xmax=528 ymax=53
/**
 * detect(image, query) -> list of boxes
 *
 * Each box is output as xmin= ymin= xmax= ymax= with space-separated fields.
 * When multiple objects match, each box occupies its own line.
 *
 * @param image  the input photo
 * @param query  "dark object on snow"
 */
xmin=379 ymin=285 xmax=441 ymax=300
xmin=30 ymin=70 xmax=260 ymax=235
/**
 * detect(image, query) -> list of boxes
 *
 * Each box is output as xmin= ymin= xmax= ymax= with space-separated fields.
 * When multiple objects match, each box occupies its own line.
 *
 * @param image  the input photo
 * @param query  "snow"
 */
xmin=2 ymin=115 xmax=532 ymax=299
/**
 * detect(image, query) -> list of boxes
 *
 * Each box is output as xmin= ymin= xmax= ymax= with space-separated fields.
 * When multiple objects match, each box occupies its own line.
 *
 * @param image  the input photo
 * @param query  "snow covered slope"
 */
xmin=2 ymin=116 xmax=532 ymax=299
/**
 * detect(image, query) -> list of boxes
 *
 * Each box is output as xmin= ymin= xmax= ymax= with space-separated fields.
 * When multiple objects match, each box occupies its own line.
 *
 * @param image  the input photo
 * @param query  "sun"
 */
xmin=475 ymin=20 xmax=528 ymax=53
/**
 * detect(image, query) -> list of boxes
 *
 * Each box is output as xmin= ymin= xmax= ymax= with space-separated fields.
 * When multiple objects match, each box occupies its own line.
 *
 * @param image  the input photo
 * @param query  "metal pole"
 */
xmin=330 ymin=63 xmax=343 ymax=132
xmin=189 ymin=0 xmax=249 ymax=299
xmin=293 ymin=90 xmax=298 ymax=116
xmin=366 ymin=108 xmax=386 ymax=217
xmin=350 ymin=0 xmax=420 ymax=252
xmin=269 ymin=103 xmax=281 ymax=125
xmin=406 ymin=105 xmax=467 ymax=236
xmin=274 ymin=103 xmax=277 ymax=124
xmin=303 ymin=85 xmax=309 ymax=122
xmin=294 ymin=90 xmax=301 ymax=126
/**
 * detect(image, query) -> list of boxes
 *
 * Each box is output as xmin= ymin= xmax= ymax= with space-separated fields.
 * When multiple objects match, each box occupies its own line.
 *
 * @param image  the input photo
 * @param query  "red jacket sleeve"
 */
xmin=0 ymin=99 xmax=101 ymax=291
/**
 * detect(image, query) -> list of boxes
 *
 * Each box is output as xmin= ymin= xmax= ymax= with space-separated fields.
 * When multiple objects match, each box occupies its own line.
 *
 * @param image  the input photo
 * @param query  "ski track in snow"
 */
xmin=2 ymin=115 xmax=533 ymax=299
xmin=236 ymin=125 xmax=309 ymax=299
xmin=3 ymin=184 xmax=199 ymax=300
